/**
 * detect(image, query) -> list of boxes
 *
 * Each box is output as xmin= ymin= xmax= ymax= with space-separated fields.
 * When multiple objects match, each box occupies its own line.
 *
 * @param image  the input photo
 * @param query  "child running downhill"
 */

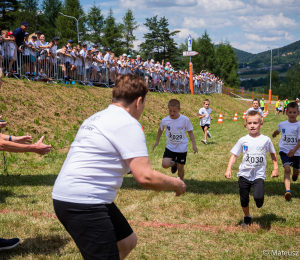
xmin=225 ymin=111 xmax=279 ymax=227
xmin=199 ymin=99 xmax=213 ymax=145
xmin=244 ymin=99 xmax=264 ymax=127
xmin=153 ymin=99 xmax=198 ymax=180
xmin=272 ymin=102 xmax=300 ymax=201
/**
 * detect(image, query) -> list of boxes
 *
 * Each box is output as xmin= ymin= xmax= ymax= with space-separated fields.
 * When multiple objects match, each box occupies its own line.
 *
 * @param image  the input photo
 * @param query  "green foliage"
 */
xmin=279 ymin=64 xmax=300 ymax=99
xmin=0 ymin=0 xmax=19 ymax=30
xmin=122 ymin=9 xmax=138 ymax=54
xmin=84 ymin=3 xmax=105 ymax=46
xmin=264 ymin=70 xmax=281 ymax=96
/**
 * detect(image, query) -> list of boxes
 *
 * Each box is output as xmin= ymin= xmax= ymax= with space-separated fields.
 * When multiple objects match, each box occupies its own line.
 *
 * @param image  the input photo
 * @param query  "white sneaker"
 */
xmin=207 ymin=131 xmax=212 ymax=138
xmin=201 ymin=139 xmax=207 ymax=145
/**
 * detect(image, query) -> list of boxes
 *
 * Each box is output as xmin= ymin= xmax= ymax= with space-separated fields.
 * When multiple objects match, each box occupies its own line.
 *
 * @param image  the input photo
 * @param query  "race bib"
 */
xmin=282 ymin=134 xmax=298 ymax=146
xmin=168 ymin=132 xmax=183 ymax=144
xmin=244 ymin=153 xmax=264 ymax=168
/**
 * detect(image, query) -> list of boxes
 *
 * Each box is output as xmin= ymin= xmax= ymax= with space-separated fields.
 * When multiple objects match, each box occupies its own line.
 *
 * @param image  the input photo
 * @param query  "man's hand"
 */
xmin=174 ymin=177 xmax=186 ymax=196
xmin=18 ymin=49 xmax=23 ymax=53
xmin=193 ymin=145 xmax=198 ymax=154
xmin=33 ymin=136 xmax=51 ymax=155
xmin=271 ymin=169 xmax=279 ymax=178
xmin=152 ymin=141 xmax=159 ymax=151
xmin=225 ymin=170 xmax=231 ymax=179
xmin=15 ymin=135 xmax=32 ymax=144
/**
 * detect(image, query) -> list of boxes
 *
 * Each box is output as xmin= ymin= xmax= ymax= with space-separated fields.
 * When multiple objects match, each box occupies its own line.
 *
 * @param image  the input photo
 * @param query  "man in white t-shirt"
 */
xmin=153 ymin=99 xmax=198 ymax=180
xmin=272 ymin=102 xmax=300 ymax=201
xmin=225 ymin=110 xmax=279 ymax=227
xmin=199 ymin=98 xmax=213 ymax=145
xmin=244 ymin=99 xmax=264 ymax=127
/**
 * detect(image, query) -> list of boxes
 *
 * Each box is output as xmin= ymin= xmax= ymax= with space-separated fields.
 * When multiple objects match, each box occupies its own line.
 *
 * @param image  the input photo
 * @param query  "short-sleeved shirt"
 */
xmin=231 ymin=134 xmax=275 ymax=181
xmin=260 ymin=100 xmax=265 ymax=107
xmin=277 ymin=120 xmax=300 ymax=156
xmin=13 ymin=27 xmax=25 ymax=47
xmin=52 ymin=105 xmax=148 ymax=204
xmin=284 ymin=101 xmax=290 ymax=107
xmin=246 ymin=107 xmax=264 ymax=117
xmin=160 ymin=114 xmax=193 ymax=153
xmin=199 ymin=108 xmax=212 ymax=126
xmin=275 ymin=101 xmax=280 ymax=108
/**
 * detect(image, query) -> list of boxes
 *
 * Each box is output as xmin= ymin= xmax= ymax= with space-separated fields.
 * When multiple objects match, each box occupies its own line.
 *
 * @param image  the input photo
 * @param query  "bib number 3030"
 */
xmin=245 ymin=154 xmax=264 ymax=166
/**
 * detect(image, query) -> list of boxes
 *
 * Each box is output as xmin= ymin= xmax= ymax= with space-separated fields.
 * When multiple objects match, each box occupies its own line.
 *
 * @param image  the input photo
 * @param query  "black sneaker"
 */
xmin=292 ymin=174 xmax=298 ymax=182
xmin=0 ymin=238 xmax=20 ymax=251
xmin=171 ymin=159 xmax=177 ymax=174
xmin=242 ymin=216 xmax=251 ymax=228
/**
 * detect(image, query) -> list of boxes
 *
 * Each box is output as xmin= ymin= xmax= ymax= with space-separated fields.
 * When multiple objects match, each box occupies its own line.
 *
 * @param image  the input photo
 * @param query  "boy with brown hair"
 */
xmin=272 ymin=102 xmax=300 ymax=201
xmin=244 ymin=99 xmax=264 ymax=127
xmin=199 ymin=99 xmax=212 ymax=145
xmin=225 ymin=110 xmax=278 ymax=227
xmin=153 ymin=99 xmax=198 ymax=180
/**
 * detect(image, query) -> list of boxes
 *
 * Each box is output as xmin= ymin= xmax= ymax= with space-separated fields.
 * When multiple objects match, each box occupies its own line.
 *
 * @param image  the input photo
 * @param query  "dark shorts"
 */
xmin=276 ymin=108 xmax=279 ymax=111
xmin=201 ymin=124 xmax=210 ymax=131
xmin=163 ymin=147 xmax=187 ymax=165
xmin=261 ymin=107 xmax=264 ymax=111
xmin=53 ymin=199 xmax=133 ymax=260
xmin=238 ymin=177 xmax=264 ymax=208
xmin=279 ymin=151 xmax=300 ymax=170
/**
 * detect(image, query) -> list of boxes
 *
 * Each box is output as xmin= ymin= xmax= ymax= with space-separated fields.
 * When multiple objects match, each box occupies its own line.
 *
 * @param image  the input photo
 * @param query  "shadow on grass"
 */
xmin=237 ymin=213 xmax=286 ymax=230
xmin=121 ymin=176 xmax=300 ymax=197
xmin=0 ymin=174 xmax=58 ymax=187
xmin=0 ymin=235 xmax=71 ymax=259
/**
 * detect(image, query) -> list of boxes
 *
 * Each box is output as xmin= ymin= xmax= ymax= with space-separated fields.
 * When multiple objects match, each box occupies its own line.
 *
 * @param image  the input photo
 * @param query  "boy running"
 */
xmin=153 ymin=99 xmax=198 ymax=180
xmin=272 ymin=102 xmax=300 ymax=201
xmin=199 ymin=99 xmax=212 ymax=144
xmin=225 ymin=111 xmax=279 ymax=227
xmin=244 ymin=99 xmax=264 ymax=127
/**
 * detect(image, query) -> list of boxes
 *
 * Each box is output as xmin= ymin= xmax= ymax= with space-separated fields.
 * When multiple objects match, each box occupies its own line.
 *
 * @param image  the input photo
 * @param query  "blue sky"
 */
xmin=80 ymin=0 xmax=300 ymax=54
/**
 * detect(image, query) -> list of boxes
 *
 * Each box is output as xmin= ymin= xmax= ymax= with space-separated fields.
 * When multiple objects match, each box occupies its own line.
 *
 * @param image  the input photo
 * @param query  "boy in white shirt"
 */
xmin=153 ymin=99 xmax=198 ymax=180
xmin=199 ymin=99 xmax=213 ymax=145
xmin=244 ymin=99 xmax=264 ymax=127
xmin=225 ymin=110 xmax=279 ymax=227
xmin=272 ymin=102 xmax=300 ymax=201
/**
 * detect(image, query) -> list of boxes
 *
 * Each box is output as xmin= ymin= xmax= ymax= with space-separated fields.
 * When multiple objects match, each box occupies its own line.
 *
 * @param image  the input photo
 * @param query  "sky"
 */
xmin=80 ymin=0 xmax=300 ymax=54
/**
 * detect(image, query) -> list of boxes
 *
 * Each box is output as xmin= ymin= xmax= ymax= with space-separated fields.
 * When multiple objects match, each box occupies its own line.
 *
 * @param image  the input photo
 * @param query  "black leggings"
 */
xmin=238 ymin=177 xmax=264 ymax=208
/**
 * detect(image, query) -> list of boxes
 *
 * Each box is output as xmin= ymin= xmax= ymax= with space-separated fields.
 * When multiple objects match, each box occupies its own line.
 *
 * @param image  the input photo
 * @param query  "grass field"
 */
xmin=0 ymin=78 xmax=299 ymax=259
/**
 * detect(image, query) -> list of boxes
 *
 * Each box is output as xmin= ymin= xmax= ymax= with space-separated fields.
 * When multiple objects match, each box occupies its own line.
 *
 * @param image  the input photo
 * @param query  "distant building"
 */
xmin=287 ymin=52 xmax=293 ymax=55
xmin=282 ymin=54 xmax=286 ymax=57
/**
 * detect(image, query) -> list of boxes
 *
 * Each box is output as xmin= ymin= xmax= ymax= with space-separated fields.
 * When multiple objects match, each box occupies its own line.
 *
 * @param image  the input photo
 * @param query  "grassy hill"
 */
xmin=1 ymin=78 xmax=299 ymax=259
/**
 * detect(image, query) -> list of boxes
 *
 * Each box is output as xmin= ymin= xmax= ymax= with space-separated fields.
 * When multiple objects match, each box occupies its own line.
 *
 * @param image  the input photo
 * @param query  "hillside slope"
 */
xmin=0 ymin=78 xmax=250 ymax=150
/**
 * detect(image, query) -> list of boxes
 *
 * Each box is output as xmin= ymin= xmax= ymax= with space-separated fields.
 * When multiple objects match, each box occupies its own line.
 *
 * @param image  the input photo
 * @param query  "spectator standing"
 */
xmin=260 ymin=98 xmax=265 ymax=112
xmin=283 ymin=99 xmax=290 ymax=115
xmin=13 ymin=21 xmax=29 ymax=53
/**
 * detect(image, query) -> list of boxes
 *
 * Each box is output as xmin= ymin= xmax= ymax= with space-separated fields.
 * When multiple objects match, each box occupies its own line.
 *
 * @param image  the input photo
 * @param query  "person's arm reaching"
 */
xmin=272 ymin=130 xmax=280 ymax=138
xmin=225 ymin=154 xmax=238 ymax=179
xmin=287 ymin=139 xmax=300 ymax=157
xmin=270 ymin=153 xmax=279 ymax=177
xmin=187 ymin=130 xmax=198 ymax=154
xmin=153 ymin=126 xmax=163 ymax=150
xmin=0 ymin=134 xmax=32 ymax=143
xmin=127 ymin=156 xmax=186 ymax=196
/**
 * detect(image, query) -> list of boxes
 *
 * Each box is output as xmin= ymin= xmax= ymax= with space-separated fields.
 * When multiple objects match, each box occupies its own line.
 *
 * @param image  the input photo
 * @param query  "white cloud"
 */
xmin=245 ymin=33 xmax=282 ymax=41
xmin=173 ymin=28 xmax=198 ymax=39
xmin=284 ymin=32 xmax=295 ymax=41
xmin=182 ymin=17 xmax=233 ymax=29
xmin=133 ymin=40 xmax=142 ymax=50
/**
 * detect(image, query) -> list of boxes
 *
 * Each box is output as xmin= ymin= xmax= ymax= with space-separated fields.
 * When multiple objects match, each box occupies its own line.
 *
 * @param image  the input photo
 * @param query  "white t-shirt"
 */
xmin=246 ymin=107 xmax=264 ymax=117
xmin=277 ymin=120 xmax=300 ymax=156
xmin=199 ymin=108 xmax=212 ymax=126
xmin=104 ymin=53 xmax=110 ymax=62
xmin=231 ymin=134 xmax=275 ymax=181
xmin=52 ymin=105 xmax=148 ymax=204
xmin=160 ymin=114 xmax=193 ymax=153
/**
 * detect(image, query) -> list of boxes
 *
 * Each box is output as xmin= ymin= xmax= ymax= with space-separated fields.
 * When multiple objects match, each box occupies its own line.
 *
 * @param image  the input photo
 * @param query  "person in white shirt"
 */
xmin=52 ymin=74 xmax=186 ymax=260
xmin=272 ymin=102 xmax=300 ymax=201
xmin=199 ymin=99 xmax=213 ymax=145
xmin=225 ymin=110 xmax=279 ymax=227
xmin=153 ymin=99 xmax=198 ymax=180
xmin=118 ymin=56 xmax=126 ymax=75
xmin=79 ymin=44 xmax=87 ymax=81
xmin=244 ymin=99 xmax=264 ymax=127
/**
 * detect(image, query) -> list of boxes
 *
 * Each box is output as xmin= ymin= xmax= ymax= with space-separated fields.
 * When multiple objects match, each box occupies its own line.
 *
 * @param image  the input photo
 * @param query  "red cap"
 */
xmin=8 ymin=32 xmax=14 ymax=36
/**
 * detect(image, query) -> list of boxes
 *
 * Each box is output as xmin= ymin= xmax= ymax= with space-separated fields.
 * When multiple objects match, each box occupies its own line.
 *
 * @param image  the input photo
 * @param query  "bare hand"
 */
xmin=175 ymin=177 xmax=186 ymax=196
xmin=33 ymin=136 xmax=51 ymax=155
xmin=0 ymin=115 xmax=7 ymax=128
xmin=272 ymin=131 xmax=278 ymax=138
xmin=225 ymin=170 xmax=231 ymax=179
xmin=152 ymin=142 xmax=159 ymax=151
xmin=271 ymin=169 xmax=279 ymax=178
xmin=287 ymin=149 xmax=295 ymax=157
xmin=15 ymin=135 xmax=32 ymax=144
xmin=193 ymin=145 xmax=198 ymax=154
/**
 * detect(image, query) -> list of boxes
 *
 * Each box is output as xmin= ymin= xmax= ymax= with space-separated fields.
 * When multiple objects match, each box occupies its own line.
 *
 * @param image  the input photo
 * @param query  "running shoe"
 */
xmin=0 ymin=238 xmax=20 ymax=251
xmin=242 ymin=216 xmax=251 ymax=228
xmin=207 ymin=131 xmax=212 ymax=138
xmin=201 ymin=139 xmax=207 ymax=145
xmin=292 ymin=174 xmax=298 ymax=182
xmin=285 ymin=191 xmax=292 ymax=201
xmin=171 ymin=159 xmax=177 ymax=174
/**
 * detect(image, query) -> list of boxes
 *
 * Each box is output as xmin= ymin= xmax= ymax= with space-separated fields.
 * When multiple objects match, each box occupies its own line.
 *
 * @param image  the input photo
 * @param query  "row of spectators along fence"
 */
xmin=1 ymin=39 xmax=223 ymax=94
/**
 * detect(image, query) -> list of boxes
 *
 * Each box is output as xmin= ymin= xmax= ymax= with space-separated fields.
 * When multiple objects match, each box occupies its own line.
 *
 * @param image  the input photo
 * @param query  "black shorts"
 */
xmin=238 ymin=177 xmax=264 ymax=208
xmin=53 ymin=199 xmax=133 ymax=260
xmin=163 ymin=147 xmax=187 ymax=165
xmin=201 ymin=124 xmax=210 ymax=131
xmin=279 ymin=151 xmax=300 ymax=170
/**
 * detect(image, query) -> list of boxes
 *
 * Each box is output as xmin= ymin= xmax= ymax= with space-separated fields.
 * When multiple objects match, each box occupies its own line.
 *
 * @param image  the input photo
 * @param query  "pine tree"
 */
xmin=39 ymin=0 xmax=62 ymax=40
xmin=56 ymin=0 xmax=86 ymax=44
xmin=283 ymin=64 xmax=300 ymax=99
xmin=122 ymin=9 xmax=138 ymax=54
xmin=85 ymin=3 xmax=105 ymax=46
xmin=0 ymin=0 xmax=19 ymax=30
xmin=264 ymin=70 xmax=281 ymax=96
xmin=102 ymin=8 xmax=124 ymax=56
xmin=198 ymin=30 xmax=215 ymax=71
